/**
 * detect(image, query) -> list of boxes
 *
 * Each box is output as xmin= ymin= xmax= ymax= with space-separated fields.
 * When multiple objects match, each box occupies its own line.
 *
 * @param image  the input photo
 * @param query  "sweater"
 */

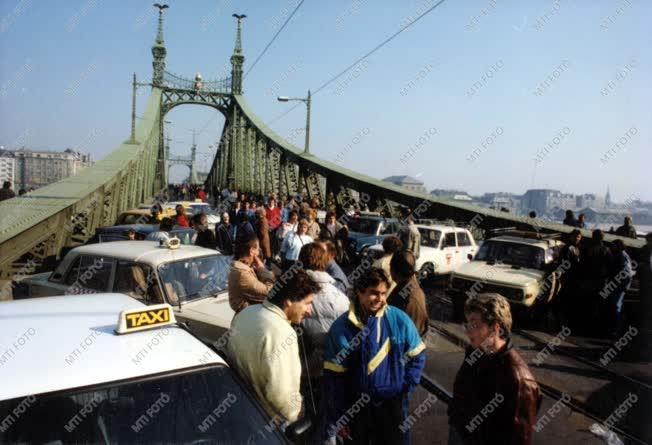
xmin=227 ymin=301 xmax=303 ymax=422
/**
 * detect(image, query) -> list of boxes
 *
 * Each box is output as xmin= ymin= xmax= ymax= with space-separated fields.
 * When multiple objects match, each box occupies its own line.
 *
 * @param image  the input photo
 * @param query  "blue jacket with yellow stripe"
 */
xmin=323 ymin=303 xmax=426 ymax=407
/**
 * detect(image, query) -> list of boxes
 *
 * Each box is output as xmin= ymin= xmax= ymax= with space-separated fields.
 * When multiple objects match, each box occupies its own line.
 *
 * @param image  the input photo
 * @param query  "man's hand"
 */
xmin=252 ymin=254 xmax=265 ymax=270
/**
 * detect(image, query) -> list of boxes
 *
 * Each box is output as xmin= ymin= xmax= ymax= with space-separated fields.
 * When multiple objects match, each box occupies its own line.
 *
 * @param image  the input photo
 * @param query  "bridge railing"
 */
xmin=163 ymin=70 xmax=231 ymax=94
xmin=0 ymin=89 xmax=163 ymax=296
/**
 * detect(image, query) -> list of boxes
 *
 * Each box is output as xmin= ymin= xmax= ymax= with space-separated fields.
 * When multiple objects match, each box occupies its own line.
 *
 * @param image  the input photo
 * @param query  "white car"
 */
xmin=13 ymin=241 xmax=234 ymax=344
xmin=368 ymin=224 xmax=478 ymax=277
xmin=0 ymin=293 xmax=307 ymax=443
xmin=448 ymin=233 xmax=565 ymax=318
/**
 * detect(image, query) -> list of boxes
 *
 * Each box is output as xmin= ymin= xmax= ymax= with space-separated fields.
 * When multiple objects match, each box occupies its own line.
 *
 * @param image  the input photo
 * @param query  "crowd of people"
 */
xmin=556 ymin=228 xmax=652 ymax=338
xmin=189 ymin=189 xmax=544 ymax=444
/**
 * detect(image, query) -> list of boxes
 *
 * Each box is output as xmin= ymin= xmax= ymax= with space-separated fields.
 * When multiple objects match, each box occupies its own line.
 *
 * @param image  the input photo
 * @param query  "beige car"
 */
xmin=448 ymin=233 xmax=565 ymax=319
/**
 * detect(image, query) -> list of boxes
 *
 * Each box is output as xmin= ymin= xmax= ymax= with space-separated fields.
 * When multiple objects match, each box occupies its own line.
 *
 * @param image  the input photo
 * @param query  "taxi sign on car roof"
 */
xmin=115 ymin=303 xmax=176 ymax=334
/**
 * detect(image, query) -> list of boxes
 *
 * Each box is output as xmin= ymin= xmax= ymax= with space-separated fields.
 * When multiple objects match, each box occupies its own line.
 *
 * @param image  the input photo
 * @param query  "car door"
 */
xmin=455 ymin=230 xmax=476 ymax=269
xmin=441 ymin=231 xmax=458 ymax=273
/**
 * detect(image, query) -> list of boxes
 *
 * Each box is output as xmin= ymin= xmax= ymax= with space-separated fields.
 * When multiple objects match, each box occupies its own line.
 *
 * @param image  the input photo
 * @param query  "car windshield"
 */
xmin=475 ymin=240 xmax=546 ymax=270
xmin=0 ymin=365 xmax=284 ymax=444
xmin=348 ymin=218 xmax=381 ymax=235
xmin=158 ymin=255 xmax=231 ymax=303
xmin=418 ymin=228 xmax=442 ymax=247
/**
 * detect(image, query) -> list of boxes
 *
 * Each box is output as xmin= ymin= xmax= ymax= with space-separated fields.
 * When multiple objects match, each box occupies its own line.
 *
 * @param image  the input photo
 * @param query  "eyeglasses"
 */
xmin=463 ymin=321 xmax=484 ymax=331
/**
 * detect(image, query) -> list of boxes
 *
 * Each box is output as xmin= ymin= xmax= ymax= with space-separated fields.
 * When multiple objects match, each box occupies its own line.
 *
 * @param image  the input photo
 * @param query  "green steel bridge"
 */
xmin=0 ymin=9 xmax=643 ymax=295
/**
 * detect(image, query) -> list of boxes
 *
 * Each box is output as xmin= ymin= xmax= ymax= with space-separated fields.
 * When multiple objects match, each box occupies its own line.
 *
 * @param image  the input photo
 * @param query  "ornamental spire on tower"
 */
xmin=230 ymin=14 xmax=246 ymax=94
xmin=151 ymin=3 xmax=169 ymax=86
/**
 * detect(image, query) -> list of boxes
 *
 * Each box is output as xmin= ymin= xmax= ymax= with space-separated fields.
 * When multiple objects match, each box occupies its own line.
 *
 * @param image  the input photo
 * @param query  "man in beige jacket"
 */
xmin=228 ymin=270 xmax=320 ymax=423
xmin=228 ymin=235 xmax=275 ymax=313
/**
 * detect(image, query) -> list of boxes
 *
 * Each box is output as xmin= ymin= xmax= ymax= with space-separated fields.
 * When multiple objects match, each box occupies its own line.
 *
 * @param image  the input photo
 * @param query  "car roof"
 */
xmin=488 ymin=235 xmax=559 ymax=248
xmin=0 ymin=293 xmax=225 ymax=400
xmin=415 ymin=224 xmax=467 ymax=232
xmin=97 ymin=224 xmax=158 ymax=233
xmin=65 ymin=241 xmax=221 ymax=267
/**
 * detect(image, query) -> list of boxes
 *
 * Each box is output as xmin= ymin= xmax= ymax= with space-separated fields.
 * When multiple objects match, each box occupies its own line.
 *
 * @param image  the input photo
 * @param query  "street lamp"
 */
xmin=277 ymin=90 xmax=311 ymax=154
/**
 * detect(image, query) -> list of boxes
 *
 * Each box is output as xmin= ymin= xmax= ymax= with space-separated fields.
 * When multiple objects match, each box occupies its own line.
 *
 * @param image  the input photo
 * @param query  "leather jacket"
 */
xmin=448 ymin=339 xmax=542 ymax=445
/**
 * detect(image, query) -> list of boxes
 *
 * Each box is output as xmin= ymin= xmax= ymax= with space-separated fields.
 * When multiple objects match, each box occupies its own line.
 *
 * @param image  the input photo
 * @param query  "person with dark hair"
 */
xmin=322 ymin=268 xmax=426 ymax=444
xmin=216 ymin=212 xmax=235 ymax=255
xmin=576 ymin=213 xmax=586 ymax=229
xmin=0 ymin=180 xmax=15 ymax=201
xmin=323 ymin=240 xmax=350 ymax=294
xmin=299 ymin=242 xmax=349 ymax=380
xmin=126 ymin=229 xmax=137 ymax=241
xmin=615 ymin=216 xmax=637 ymax=239
xmin=173 ymin=204 xmax=189 ymax=227
xmin=234 ymin=211 xmax=256 ymax=252
xmin=228 ymin=235 xmax=275 ymax=313
xmin=397 ymin=207 xmax=420 ymax=259
xmin=228 ymin=269 xmax=319 ymax=424
xmin=558 ymin=229 xmax=582 ymax=325
xmin=255 ymin=208 xmax=272 ymax=263
xmin=639 ymin=233 xmax=652 ymax=336
xmin=388 ymin=250 xmax=428 ymax=337
xmin=448 ymin=293 xmax=541 ymax=445
xmin=147 ymin=204 xmax=162 ymax=224
xmin=563 ymin=209 xmax=576 ymax=227
xmin=604 ymin=239 xmax=634 ymax=337
xmin=577 ymin=229 xmax=613 ymax=332
xmin=320 ymin=211 xmax=346 ymax=261
xmin=528 ymin=210 xmax=536 ymax=219
xmin=194 ymin=213 xmax=216 ymax=249
xmin=145 ymin=217 xmax=176 ymax=243
xmin=373 ymin=236 xmax=404 ymax=294
xmin=18 ymin=188 xmax=26 ymax=196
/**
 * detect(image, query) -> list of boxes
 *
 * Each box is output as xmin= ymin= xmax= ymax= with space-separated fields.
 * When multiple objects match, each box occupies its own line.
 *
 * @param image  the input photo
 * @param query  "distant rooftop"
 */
xmin=383 ymin=175 xmax=424 ymax=185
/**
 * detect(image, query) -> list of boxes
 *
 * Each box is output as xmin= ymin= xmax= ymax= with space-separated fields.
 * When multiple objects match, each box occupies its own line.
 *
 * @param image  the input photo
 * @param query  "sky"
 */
xmin=0 ymin=0 xmax=650 ymax=202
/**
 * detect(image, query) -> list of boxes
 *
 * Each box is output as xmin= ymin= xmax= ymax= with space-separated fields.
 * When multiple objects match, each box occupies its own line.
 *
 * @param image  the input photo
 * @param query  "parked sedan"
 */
xmin=12 ymin=241 xmax=235 ymax=344
xmin=367 ymin=224 xmax=478 ymax=278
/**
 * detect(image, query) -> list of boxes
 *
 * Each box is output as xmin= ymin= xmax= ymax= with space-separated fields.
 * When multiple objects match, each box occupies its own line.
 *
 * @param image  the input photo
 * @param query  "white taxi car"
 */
xmin=448 ymin=232 xmax=565 ymax=319
xmin=12 ymin=241 xmax=235 ymax=344
xmin=368 ymin=224 xmax=478 ymax=278
xmin=0 ymin=294 xmax=307 ymax=443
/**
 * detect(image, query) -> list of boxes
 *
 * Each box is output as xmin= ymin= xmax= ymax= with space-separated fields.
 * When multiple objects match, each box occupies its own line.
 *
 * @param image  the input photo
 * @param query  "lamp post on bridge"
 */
xmin=277 ymin=90 xmax=311 ymax=154
xmin=128 ymin=73 xmax=153 ymax=144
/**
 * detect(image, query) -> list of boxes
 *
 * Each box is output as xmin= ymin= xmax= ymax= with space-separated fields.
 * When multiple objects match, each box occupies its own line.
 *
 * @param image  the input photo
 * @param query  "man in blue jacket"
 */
xmin=322 ymin=268 xmax=426 ymax=444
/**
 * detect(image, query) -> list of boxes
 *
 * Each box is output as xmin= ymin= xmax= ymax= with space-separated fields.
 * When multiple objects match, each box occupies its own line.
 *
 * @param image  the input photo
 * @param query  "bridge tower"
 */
xmin=230 ymin=14 xmax=246 ymax=95
xmin=152 ymin=4 xmax=168 ymax=87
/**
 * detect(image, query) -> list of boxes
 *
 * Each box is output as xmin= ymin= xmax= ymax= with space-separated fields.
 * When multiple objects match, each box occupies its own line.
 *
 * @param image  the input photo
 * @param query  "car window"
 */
xmin=444 ymin=232 xmax=457 ymax=248
xmin=348 ymin=218 xmax=381 ymax=235
xmin=380 ymin=222 xmax=397 ymax=235
xmin=475 ymin=240 xmax=546 ymax=270
xmin=159 ymin=255 xmax=231 ymax=304
xmin=0 ymin=365 xmax=285 ymax=444
xmin=113 ymin=261 xmax=163 ymax=304
xmin=69 ymin=256 xmax=114 ymax=292
xmin=418 ymin=228 xmax=441 ymax=247
xmin=457 ymin=231 xmax=472 ymax=247
xmin=64 ymin=256 xmax=82 ymax=285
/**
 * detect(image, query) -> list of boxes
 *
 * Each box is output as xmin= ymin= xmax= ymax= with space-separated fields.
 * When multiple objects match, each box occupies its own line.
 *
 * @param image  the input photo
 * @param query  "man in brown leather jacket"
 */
xmin=448 ymin=293 xmax=541 ymax=445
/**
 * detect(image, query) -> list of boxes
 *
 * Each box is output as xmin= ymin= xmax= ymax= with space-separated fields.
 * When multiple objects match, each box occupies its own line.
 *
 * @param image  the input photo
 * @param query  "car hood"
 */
xmin=453 ymin=261 xmax=542 ymax=288
xmin=177 ymin=292 xmax=234 ymax=329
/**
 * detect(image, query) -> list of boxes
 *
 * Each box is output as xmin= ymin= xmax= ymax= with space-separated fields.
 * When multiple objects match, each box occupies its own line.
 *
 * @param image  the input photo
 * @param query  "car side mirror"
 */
xmin=467 ymin=253 xmax=473 ymax=261
xmin=285 ymin=416 xmax=312 ymax=442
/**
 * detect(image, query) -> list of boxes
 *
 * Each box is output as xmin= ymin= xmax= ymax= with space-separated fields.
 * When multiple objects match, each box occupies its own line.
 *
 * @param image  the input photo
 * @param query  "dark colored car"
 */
xmin=86 ymin=224 xmax=196 ymax=245
xmin=346 ymin=215 xmax=400 ymax=260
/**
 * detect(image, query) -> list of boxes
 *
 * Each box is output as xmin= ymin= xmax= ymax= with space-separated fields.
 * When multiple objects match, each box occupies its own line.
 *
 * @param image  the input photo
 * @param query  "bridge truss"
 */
xmin=0 ymin=8 xmax=643 ymax=297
